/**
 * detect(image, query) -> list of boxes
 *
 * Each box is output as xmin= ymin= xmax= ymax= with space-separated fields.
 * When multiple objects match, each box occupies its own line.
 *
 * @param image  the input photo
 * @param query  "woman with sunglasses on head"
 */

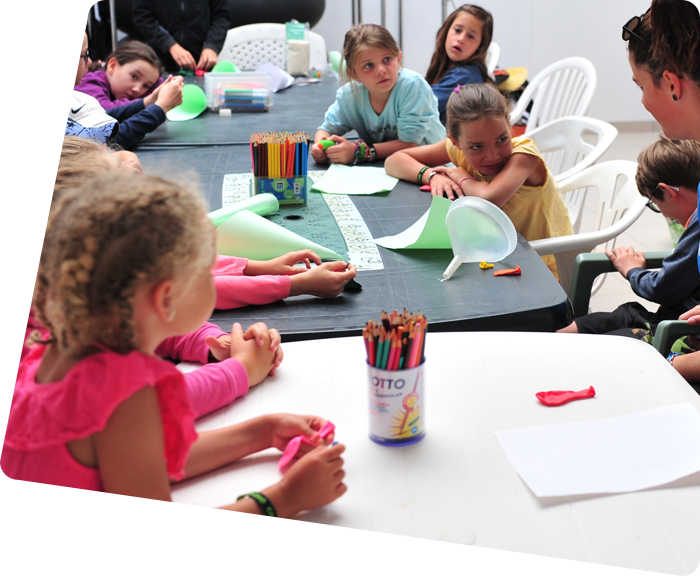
xmin=0 ymin=5 xmax=183 ymax=148
xmin=623 ymin=0 xmax=700 ymax=140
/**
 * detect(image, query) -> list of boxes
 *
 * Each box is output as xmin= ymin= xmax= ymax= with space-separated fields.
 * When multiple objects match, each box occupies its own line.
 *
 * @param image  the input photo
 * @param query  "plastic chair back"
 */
xmin=529 ymin=160 xmax=646 ymax=293
xmin=510 ymin=57 xmax=597 ymax=133
xmin=485 ymin=42 xmax=500 ymax=79
xmin=219 ymin=23 xmax=328 ymax=71
xmin=526 ymin=116 xmax=618 ymax=232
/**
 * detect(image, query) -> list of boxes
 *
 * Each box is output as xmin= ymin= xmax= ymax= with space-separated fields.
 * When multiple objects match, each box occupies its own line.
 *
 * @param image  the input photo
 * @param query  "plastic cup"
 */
xmin=367 ymin=361 xmax=426 ymax=446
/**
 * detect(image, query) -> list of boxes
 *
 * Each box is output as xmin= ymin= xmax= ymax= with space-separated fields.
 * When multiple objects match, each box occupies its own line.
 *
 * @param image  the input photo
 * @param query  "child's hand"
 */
xmin=605 ymin=246 xmax=646 ymax=279
xmin=325 ymin=136 xmax=356 ymax=165
xmin=680 ymin=305 xmax=700 ymax=324
xmin=245 ymin=250 xmax=322 ymax=276
xmin=289 ymin=261 xmax=357 ymax=298
xmin=154 ymin=75 xmax=184 ymax=113
xmin=264 ymin=414 xmax=334 ymax=452
xmin=275 ymin=443 xmax=347 ymax=515
xmin=311 ymin=141 xmax=329 ymax=164
xmin=205 ymin=322 xmax=283 ymax=381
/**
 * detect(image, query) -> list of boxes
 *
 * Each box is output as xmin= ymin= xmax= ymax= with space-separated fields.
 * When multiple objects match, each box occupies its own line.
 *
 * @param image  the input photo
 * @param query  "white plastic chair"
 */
xmin=485 ymin=42 xmax=500 ymax=79
xmin=510 ymin=57 xmax=597 ymax=133
xmin=526 ymin=116 xmax=619 ymax=232
xmin=218 ymin=23 xmax=328 ymax=71
xmin=529 ymin=160 xmax=647 ymax=294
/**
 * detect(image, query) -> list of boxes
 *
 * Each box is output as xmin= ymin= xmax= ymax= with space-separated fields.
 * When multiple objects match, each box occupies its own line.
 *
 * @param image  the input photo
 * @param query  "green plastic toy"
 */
xmin=318 ymin=139 xmax=336 ymax=150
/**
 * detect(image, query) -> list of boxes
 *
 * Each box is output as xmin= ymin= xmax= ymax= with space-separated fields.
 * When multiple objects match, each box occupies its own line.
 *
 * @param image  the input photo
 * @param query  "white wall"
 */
xmin=313 ymin=0 xmax=700 ymax=124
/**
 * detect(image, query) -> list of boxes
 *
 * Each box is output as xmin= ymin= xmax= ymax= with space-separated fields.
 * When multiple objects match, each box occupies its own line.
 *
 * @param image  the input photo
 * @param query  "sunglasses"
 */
xmin=80 ymin=50 xmax=90 ymax=65
xmin=622 ymin=8 xmax=651 ymax=48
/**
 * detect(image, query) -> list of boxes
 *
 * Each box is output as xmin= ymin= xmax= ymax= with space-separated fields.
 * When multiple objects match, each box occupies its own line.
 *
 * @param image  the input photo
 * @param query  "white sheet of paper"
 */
xmin=311 ymin=164 xmax=399 ymax=195
xmin=494 ymin=403 xmax=700 ymax=497
xmin=255 ymin=63 xmax=294 ymax=92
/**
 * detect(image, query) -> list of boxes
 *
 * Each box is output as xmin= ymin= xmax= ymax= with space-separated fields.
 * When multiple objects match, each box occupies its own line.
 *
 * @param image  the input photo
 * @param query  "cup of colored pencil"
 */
xmin=364 ymin=310 xmax=427 ymax=447
xmin=250 ymin=132 xmax=309 ymax=205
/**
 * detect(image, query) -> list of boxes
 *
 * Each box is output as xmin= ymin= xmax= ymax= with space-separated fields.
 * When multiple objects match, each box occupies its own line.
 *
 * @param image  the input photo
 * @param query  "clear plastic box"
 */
xmin=204 ymin=72 xmax=273 ymax=112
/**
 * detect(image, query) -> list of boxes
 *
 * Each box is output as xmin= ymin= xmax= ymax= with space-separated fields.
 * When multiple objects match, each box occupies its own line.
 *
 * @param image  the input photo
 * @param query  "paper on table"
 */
xmin=311 ymin=164 xmax=399 ymax=195
xmin=216 ymin=210 xmax=342 ymax=260
xmin=374 ymin=195 xmax=452 ymax=249
xmin=166 ymin=84 xmax=207 ymax=121
xmin=494 ymin=403 xmax=700 ymax=497
xmin=255 ymin=63 xmax=294 ymax=92
xmin=208 ymin=193 xmax=279 ymax=227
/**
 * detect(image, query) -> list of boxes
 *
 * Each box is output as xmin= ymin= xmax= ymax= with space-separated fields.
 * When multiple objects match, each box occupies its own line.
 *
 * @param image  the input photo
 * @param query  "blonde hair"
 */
xmin=446 ymin=83 xmax=510 ymax=139
xmin=636 ymin=135 xmax=700 ymax=199
xmin=17 ymin=10 xmax=84 ymax=90
xmin=343 ymin=24 xmax=401 ymax=81
xmin=34 ymin=172 xmax=213 ymax=356
xmin=0 ymin=136 xmax=116 ymax=297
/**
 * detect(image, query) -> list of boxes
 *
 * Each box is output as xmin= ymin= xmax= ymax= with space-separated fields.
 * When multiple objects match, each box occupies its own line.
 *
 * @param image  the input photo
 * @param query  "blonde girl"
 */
xmin=385 ymin=83 xmax=573 ymax=276
xmin=311 ymin=24 xmax=444 ymax=166
xmin=426 ymin=4 xmax=494 ymax=124
xmin=0 ymin=136 xmax=282 ymax=417
xmin=5 ymin=171 xmax=346 ymax=516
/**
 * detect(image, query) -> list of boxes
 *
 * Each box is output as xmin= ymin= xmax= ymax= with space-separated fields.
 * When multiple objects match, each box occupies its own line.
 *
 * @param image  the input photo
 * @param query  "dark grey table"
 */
xmin=136 ymin=78 xmax=572 ymax=341
xmin=137 ymin=76 xmax=340 ymax=148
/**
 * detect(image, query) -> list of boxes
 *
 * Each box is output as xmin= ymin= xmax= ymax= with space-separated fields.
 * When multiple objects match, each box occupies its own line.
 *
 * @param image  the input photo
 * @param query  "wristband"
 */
xmin=417 ymin=166 xmax=429 ymax=185
xmin=237 ymin=492 xmax=278 ymax=517
xmin=667 ymin=352 xmax=680 ymax=366
xmin=351 ymin=142 xmax=361 ymax=166
xmin=368 ymin=145 xmax=377 ymax=162
xmin=426 ymin=171 xmax=439 ymax=185
xmin=458 ymin=176 xmax=475 ymax=189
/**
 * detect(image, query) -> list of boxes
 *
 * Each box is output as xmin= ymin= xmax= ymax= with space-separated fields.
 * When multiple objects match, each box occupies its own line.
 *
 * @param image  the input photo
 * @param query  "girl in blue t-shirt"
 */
xmin=426 ymin=4 xmax=493 ymax=124
xmin=312 ymin=24 xmax=444 ymax=166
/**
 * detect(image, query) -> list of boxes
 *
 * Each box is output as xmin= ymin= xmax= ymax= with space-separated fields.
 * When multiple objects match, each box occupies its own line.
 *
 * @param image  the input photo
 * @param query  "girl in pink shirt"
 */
xmin=4 ymin=171 xmax=346 ymax=518
xmin=0 ymin=136 xmax=282 ymax=417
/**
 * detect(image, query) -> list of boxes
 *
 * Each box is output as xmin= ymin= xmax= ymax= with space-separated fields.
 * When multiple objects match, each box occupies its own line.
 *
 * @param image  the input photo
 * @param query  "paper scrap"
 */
xmin=374 ymin=195 xmax=452 ymax=250
xmin=256 ymin=63 xmax=293 ymax=92
xmin=479 ymin=261 xmax=494 ymax=269
xmin=494 ymin=403 xmax=700 ymax=497
xmin=311 ymin=164 xmax=399 ymax=196
xmin=166 ymin=84 xmax=207 ymax=121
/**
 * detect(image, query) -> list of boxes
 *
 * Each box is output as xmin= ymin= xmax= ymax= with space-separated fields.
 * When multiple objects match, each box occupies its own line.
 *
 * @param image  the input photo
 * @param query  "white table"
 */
xmin=172 ymin=332 xmax=700 ymax=575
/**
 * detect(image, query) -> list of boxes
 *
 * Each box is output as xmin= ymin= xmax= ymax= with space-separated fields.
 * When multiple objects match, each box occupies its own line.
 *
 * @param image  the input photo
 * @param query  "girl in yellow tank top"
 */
xmin=384 ymin=83 xmax=573 ymax=277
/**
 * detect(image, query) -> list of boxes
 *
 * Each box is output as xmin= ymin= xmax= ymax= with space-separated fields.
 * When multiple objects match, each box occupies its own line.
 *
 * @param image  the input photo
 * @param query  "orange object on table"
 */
xmin=494 ymin=265 xmax=521 ymax=276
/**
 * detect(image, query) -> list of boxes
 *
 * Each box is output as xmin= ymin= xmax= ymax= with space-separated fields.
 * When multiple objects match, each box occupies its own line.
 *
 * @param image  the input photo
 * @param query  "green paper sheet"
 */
xmin=374 ymin=195 xmax=453 ymax=249
xmin=216 ymin=210 xmax=342 ymax=260
xmin=208 ymin=194 xmax=279 ymax=227
xmin=212 ymin=61 xmax=239 ymax=73
xmin=166 ymin=84 xmax=207 ymax=121
xmin=311 ymin=164 xmax=399 ymax=195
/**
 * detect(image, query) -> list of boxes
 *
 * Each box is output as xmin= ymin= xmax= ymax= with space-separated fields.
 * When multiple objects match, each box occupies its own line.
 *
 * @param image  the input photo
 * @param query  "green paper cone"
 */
xmin=374 ymin=195 xmax=453 ymax=249
xmin=212 ymin=61 xmax=239 ymax=73
xmin=208 ymin=194 xmax=280 ymax=227
xmin=216 ymin=210 xmax=342 ymax=260
xmin=166 ymin=84 xmax=207 ymax=121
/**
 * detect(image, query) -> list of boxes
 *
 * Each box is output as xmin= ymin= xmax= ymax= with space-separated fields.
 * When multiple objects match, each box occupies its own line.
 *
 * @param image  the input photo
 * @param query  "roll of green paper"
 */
xmin=216 ymin=210 xmax=342 ymax=260
xmin=212 ymin=61 xmax=239 ymax=73
xmin=208 ymin=194 xmax=280 ymax=227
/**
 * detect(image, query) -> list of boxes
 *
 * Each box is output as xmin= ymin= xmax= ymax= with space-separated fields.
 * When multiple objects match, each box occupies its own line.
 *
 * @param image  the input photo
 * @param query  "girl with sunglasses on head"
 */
xmin=0 ymin=5 xmax=183 ymax=148
xmin=425 ymin=4 xmax=494 ymax=124
xmin=624 ymin=0 xmax=700 ymax=141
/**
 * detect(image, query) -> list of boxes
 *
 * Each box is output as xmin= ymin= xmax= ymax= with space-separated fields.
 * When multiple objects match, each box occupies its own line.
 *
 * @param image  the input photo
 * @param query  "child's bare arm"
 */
xmin=384 ymin=140 xmax=452 ymax=181
xmin=439 ymin=152 xmax=543 ymax=207
xmin=94 ymin=387 xmax=346 ymax=568
xmin=373 ymin=139 xmax=418 ymax=160
xmin=668 ymin=352 xmax=700 ymax=383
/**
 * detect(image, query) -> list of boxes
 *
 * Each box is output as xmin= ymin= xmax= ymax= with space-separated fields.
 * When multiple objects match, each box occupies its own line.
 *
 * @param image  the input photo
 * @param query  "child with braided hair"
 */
xmin=4 ymin=171 xmax=346 ymax=517
xmin=0 ymin=136 xmax=282 ymax=417
xmin=0 ymin=9 xmax=183 ymax=148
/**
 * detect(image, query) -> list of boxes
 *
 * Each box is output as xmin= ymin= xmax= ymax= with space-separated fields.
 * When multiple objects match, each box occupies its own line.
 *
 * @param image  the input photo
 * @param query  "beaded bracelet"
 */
xmin=667 ymin=352 xmax=680 ymax=366
xmin=237 ymin=492 xmax=278 ymax=517
xmin=351 ymin=142 xmax=361 ymax=165
xmin=417 ymin=166 xmax=429 ymax=185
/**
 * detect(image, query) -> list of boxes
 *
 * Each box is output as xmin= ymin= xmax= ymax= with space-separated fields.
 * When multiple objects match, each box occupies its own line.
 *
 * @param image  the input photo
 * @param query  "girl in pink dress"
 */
xmin=4 ymin=171 xmax=346 ymax=517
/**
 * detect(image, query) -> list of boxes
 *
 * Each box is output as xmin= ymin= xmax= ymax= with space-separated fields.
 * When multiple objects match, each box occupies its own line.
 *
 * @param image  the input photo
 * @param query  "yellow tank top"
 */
xmin=445 ymin=136 xmax=573 ymax=278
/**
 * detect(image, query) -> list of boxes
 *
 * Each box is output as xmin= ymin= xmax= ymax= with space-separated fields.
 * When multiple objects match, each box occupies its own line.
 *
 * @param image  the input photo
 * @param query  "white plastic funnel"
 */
xmin=443 ymin=197 xmax=517 ymax=280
